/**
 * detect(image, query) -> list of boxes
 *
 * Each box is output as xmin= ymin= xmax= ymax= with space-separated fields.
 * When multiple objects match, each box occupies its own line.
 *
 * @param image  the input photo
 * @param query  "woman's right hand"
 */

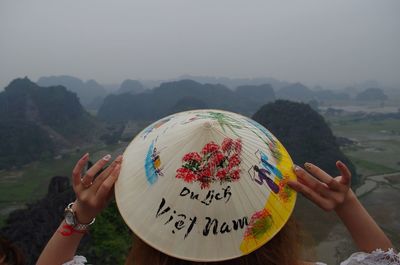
xmin=288 ymin=160 xmax=352 ymax=211
xmin=71 ymin=153 xmax=123 ymax=224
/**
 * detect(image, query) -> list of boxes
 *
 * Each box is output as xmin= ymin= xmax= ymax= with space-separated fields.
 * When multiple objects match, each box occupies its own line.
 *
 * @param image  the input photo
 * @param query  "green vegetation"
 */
xmin=346 ymin=156 xmax=396 ymax=176
xmin=82 ymin=202 xmax=132 ymax=264
xmin=0 ymin=153 xmax=82 ymax=204
xmin=329 ymin=118 xmax=400 ymax=140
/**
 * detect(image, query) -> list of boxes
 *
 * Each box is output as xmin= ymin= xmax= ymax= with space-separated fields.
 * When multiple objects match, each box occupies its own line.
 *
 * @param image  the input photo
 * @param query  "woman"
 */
xmin=37 ymin=153 xmax=396 ymax=265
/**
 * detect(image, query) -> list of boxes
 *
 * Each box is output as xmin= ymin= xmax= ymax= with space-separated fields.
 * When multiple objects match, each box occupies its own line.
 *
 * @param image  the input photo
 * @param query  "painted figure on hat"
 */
xmin=248 ymin=150 xmax=281 ymax=194
xmin=145 ymin=140 xmax=164 ymax=185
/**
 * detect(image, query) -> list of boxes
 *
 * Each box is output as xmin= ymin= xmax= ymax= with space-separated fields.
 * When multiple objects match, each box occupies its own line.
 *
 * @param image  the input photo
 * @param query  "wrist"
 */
xmin=59 ymin=223 xmax=88 ymax=236
xmin=335 ymin=189 xmax=358 ymax=215
xmin=71 ymin=201 xmax=96 ymax=224
xmin=64 ymin=202 xmax=95 ymax=232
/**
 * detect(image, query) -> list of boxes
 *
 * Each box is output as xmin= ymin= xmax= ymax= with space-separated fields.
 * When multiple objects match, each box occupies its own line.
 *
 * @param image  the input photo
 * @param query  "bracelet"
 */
xmin=64 ymin=202 xmax=96 ymax=232
xmin=59 ymin=224 xmax=88 ymax=236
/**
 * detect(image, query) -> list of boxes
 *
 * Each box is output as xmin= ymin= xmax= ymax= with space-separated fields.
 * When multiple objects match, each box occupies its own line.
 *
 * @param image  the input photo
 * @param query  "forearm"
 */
xmin=335 ymin=189 xmax=392 ymax=252
xmin=36 ymin=221 xmax=85 ymax=265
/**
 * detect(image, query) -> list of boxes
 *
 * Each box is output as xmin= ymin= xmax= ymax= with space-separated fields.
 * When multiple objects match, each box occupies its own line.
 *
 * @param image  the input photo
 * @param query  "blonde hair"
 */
xmin=125 ymin=217 xmax=301 ymax=265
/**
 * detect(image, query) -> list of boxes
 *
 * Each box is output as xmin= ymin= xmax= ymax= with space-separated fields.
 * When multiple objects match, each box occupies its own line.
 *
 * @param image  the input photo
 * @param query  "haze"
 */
xmin=1 ymin=0 xmax=399 ymax=89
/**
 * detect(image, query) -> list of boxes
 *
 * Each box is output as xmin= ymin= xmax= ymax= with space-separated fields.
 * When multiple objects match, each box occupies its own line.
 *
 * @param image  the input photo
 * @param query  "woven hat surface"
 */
xmin=115 ymin=109 xmax=297 ymax=262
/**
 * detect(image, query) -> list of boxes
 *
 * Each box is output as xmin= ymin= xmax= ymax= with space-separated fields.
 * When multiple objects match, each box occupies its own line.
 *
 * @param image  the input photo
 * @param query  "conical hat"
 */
xmin=115 ymin=109 xmax=297 ymax=262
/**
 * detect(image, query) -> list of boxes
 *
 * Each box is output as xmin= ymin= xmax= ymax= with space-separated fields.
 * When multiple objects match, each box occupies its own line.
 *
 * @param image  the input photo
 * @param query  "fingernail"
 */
xmin=103 ymin=154 xmax=111 ymax=161
xmin=83 ymin=153 xmax=89 ymax=160
xmin=337 ymin=160 xmax=343 ymax=167
xmin=297 ymin=174 xmax=304 ymax=181
xmin=293 ymin=164 xmax=300 ymax=171
xmin=304 ymin=162 xmax=312 ymax=170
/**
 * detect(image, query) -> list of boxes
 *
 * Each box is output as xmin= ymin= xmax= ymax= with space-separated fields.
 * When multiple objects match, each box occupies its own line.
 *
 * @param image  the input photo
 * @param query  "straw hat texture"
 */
xmin=115 ymin=109 xmax=297 ymax=262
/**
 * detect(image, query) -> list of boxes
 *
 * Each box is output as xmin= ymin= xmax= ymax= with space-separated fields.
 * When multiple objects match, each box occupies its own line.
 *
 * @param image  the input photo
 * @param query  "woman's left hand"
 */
xmin=71 ymin=153 xmax=123 ymax=224
xmin=288 ymin=161 xmax=352 ymax=211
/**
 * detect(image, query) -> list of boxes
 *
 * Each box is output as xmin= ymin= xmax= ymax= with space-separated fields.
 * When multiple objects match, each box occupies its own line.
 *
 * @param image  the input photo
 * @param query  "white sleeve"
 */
xmin=62 ymin=255 xmax=87 ymax=265
xmin=340 ymin=249 xmax=400 ymax=265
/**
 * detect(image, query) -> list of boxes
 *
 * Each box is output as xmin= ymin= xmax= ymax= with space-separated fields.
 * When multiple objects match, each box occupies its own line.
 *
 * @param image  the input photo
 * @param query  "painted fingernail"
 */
xmin=103 ymin=154 xmax=111 ymax=161
xmin=304 ymin=162 xmax=312 ymax=170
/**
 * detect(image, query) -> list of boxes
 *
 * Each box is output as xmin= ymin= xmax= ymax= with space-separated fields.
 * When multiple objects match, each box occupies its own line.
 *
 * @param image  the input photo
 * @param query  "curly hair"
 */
xmin=0 ymin=236 xmax=25 ymax=265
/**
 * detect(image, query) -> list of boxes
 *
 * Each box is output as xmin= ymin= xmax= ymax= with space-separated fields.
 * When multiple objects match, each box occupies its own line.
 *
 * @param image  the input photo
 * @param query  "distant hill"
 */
xmin=37 ymin=75 xmax=107 ymax=109
xmin=178 ymin=75 xmax=290 ymax=90
xmin=168 ymin=96 xmax=208 ymax=114
xmin=0 ymin=78 xmax=102 ymax=168
xmin=98 ymin=79 xmax=275 ymax=122
xmin=116 ymin=79 xmax=145 ymax=94
xmin=276 ymin=83 xmax=314 ymax=102
xmin=235 ymin=84 xmax=275 ymax=103
xmin=252 ymin=100 xmax=358 ymax=185
xmin=355 ymin=88 xmax=388 ymax=101
xmin=276 ymin=83 xmax=351 ymax=103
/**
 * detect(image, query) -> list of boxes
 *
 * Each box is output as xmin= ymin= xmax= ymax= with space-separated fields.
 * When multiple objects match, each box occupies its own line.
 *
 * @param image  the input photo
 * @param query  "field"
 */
xmin=327 ymin=116 xmax=400 ymax=176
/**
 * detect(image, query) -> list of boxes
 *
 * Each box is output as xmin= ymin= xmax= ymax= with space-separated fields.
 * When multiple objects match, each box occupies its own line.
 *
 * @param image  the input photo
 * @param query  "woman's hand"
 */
xmin=288 ymin=161 xmax=393 ymax=251
xmin=37 ymin=153 xmax=123 ymax=265
xmin=71 ymin=153 xmax=123 ymax=223
xmin=288 ymin=161 xmax=351 ymax=211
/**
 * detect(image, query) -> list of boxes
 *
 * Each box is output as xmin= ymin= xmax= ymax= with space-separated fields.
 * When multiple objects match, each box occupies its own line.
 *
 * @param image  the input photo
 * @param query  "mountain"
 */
xmin=178 ymin=75 xmax=290 ymax=89
xmin=0 ymin=120 xmax=54 ymax=169
xmin=168 ymin=96 xmax=208 ymax=114
xmin=276 ymin=83 xmax=315 ymax=102
xmin=252 ymin=100 xmax=358 ymax=185
xmin=37 ymin=75 xmax=107 ymax=109
xmin=0 ymin=78 xmax=102 ymax=168
xmin=235 ymin=84 xmax=275 ymax=103
xmin=116 ymin=79 xmax=145 ymax=94
xmin=98 ymin=79 xmax=276 ymax=122
xmin=355 ymin=88 xmax=388 ymax=101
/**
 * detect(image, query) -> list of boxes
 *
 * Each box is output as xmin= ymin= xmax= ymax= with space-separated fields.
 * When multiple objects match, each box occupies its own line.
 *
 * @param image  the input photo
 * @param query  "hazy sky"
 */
xmin=1 ymin=0 xmax=399 ymax=89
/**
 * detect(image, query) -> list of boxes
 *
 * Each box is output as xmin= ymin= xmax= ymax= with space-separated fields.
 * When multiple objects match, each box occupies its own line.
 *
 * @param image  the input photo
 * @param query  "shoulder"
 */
xmin=339 ymin=249 xmax=399 ymax=265
xmin=302 ymin=249 xmax=400 ymax=265
xmin=62 ymin=255 xmax=87 ymax=265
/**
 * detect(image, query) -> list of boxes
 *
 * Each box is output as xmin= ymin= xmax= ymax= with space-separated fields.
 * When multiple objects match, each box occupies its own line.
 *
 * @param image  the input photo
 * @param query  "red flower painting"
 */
xmin=176 ymin=138 xmax=243 ymax=189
